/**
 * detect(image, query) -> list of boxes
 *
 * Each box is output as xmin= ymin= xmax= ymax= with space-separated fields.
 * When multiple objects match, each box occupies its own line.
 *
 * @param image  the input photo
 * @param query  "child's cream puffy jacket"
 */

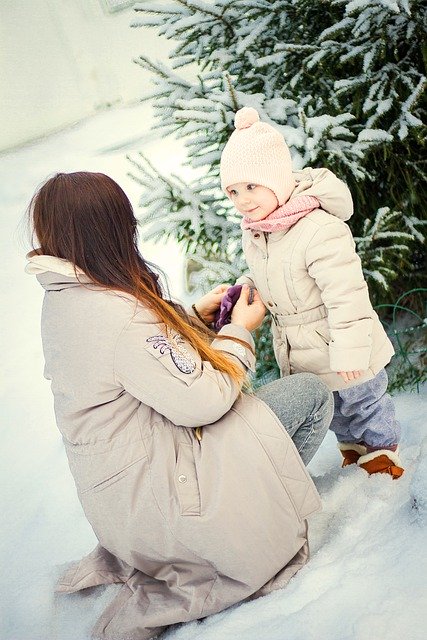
xmin=237 ymin=167 xmax=394 ymax=391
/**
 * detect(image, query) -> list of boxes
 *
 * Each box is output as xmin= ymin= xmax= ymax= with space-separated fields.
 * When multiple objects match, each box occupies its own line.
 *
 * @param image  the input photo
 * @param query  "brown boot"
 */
xmin=338 ymin=442 xmax=367 ymax=467
xmin=357 ymin=449 xmax=404 ymax=479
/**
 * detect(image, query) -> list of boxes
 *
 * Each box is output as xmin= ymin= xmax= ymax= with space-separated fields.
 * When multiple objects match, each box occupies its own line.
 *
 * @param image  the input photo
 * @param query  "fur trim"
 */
xmin=358 ymin=449 xmax=402 ymax=467
xmin=337 ymin=442 xmax=367 ymax=456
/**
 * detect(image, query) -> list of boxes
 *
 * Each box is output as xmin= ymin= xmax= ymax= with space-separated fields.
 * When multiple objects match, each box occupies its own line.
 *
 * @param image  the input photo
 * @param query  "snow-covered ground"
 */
xmin=0 ymin=103 xmax=426 ymax=640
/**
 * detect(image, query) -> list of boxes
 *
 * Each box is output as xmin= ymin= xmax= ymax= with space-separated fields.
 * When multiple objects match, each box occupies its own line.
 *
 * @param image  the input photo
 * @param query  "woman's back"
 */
xmin=37 ymin=263 xmax=143 ymax=445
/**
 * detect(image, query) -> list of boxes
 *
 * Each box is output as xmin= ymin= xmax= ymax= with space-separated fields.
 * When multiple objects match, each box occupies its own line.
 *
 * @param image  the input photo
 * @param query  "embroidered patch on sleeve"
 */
xmin=232 ymin=343 xmax=246 ymax=358
xmin=146 ymin=334 xmax=197 ymax=374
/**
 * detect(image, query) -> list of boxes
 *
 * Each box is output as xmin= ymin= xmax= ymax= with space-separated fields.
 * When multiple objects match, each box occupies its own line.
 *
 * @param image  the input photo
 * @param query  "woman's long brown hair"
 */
xmin=29 ymin=172 xmax=246 ymax=386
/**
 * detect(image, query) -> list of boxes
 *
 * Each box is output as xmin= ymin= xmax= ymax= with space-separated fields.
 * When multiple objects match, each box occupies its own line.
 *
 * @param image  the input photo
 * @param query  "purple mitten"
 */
xmin=214 ymin=284 xmax=243 ymax=331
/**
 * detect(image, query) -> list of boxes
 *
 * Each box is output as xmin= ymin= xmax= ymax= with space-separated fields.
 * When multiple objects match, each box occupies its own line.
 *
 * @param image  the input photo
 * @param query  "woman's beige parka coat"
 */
xmin=27 ymin=255 xmax=321 ymax=640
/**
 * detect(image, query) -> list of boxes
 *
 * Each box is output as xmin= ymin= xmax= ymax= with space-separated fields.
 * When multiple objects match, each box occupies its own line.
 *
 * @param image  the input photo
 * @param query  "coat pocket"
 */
xmin=314 ymin=325 xmax=330 ymax=345
xmin=304 ymin=323 xmax=330 ymax=350
xmin=175 ymin=443 xmax=201 ymax=516
xmin=80 ymin=455 xmax=148 ymax=494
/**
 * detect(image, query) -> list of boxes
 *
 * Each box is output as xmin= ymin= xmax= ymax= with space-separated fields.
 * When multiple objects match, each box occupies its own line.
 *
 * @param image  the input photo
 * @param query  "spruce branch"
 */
xmin=174 ymin=0 xmax=234 ymax=32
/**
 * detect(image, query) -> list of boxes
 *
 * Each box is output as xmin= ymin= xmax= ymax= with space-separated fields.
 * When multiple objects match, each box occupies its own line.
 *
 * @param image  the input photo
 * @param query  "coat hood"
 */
xmin=25 ymin=252 xmax=93 ymax=290
xmin=290 ymin=167 xmax=353 ymax=222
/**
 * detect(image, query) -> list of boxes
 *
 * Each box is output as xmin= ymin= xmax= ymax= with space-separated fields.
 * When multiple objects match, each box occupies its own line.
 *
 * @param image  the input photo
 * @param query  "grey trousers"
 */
xmin=330 ymin=368 xmax=400 ymax=448
xmin=255 ymin=372 xmax=333 ymax=465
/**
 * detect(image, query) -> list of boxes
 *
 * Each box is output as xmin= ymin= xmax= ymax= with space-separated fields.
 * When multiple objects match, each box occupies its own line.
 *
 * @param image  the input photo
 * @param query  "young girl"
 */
xmin=220 ymin=107 xmax=403 ymax=479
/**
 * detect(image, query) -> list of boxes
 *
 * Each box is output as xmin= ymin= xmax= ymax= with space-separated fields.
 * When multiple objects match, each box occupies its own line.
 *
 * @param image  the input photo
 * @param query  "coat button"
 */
xmin=178 ymin=474 xmax=187 ymax=483
xmin=267 ymin=301 xmax=274 ymax=307
xmin=253 ymin=233 xmax=260 ymax=238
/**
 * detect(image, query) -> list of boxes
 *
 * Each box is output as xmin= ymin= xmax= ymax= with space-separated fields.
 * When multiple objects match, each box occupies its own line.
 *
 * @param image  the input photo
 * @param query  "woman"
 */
xmin=26 ymin=172 xmax=333 ymax=640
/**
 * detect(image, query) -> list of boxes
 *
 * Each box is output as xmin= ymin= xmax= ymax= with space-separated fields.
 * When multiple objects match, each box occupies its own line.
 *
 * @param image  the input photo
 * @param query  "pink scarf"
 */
xmin=241 ymin=195 xmax=320 ymax=232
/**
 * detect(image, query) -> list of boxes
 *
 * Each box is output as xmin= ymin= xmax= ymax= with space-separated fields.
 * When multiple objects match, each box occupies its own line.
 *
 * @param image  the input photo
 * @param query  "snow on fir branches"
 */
xmin=354 ymin=207 xmax=426 ymax=291
xmin=129 ymin=0 xmax=426 ymax=383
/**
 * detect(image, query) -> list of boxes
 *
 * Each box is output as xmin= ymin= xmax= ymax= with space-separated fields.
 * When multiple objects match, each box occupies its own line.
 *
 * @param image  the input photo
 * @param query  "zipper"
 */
xmin=263 ymin=232 xmax=277 ymax=325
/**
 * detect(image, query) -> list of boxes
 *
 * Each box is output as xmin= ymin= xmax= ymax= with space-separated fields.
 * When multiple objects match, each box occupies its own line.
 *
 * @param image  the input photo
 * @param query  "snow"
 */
xmin=1 ymin=103 xmax=426 ymax=640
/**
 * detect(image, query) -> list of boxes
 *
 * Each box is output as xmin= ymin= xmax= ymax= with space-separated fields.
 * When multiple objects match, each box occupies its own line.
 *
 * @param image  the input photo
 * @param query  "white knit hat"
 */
xmin=220 ymin=107 xmax=295 ymax=206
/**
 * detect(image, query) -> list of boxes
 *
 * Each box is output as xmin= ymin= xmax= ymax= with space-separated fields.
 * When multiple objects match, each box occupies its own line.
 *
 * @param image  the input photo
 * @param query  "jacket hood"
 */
xmin=290 ymin=167 xmax=353 ymax=222
xmin=25 ymin=252 xmax=92 ymax=291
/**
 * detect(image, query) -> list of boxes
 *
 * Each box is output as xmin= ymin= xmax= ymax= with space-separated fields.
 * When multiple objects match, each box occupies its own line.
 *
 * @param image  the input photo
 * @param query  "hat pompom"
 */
xmin=234 ymin=107 xmax=260 ymax=130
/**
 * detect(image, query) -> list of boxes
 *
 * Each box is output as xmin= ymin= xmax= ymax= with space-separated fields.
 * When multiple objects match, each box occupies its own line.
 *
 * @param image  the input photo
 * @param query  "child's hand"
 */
xmin=231 ymin=285 xmax=266 ymax=332
xmin=338 ymin=370 xmax=363 ymax=383
xmin=193 ymin=284 xmax=230 ymax=324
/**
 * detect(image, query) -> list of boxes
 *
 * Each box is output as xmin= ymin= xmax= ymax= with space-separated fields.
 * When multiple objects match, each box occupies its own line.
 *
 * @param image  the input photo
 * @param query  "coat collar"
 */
xmin=25 ymin=251 xmax=93 ymax=290
xmin=25 ymin=251 xmax=85 ymax=277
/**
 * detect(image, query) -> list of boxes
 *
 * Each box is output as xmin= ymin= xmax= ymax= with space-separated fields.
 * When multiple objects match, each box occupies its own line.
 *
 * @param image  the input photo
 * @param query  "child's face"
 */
xmin=227 ymin=183 xmax=278 ymax=221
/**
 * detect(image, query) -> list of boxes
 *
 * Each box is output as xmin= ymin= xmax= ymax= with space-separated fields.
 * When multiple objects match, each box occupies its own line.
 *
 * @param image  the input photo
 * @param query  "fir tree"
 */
xmin=129 ymin=0 xmax=426 ymax=384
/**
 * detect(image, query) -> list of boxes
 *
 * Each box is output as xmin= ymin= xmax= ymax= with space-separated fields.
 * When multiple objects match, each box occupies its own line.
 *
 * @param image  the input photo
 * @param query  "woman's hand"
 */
xmin=338 ymin=370 xmax=363 ymax=383
xmin=193 ymin=284 xmax=230 ymax=324
xmin=231 ymin=285 xmax=266 ymax=332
